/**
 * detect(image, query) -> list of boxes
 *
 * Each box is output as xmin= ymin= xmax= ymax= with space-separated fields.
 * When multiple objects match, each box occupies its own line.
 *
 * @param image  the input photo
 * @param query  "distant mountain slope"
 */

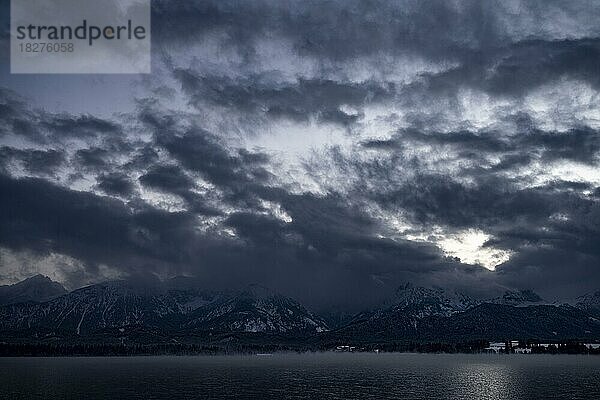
xmin=184 ymin=284 xmax=327 ymax=334
xmin=487 ymin=290 xmax=546 ymax=307
xmin=329 ymin=285 xmax=600 ymax=343
xmin=390 ymin=283 xmax=479 ymax=316
xmin=575 ymin=290 xmax=600 ymax=318
xmin=330 ymin=303 xmax=600 ymax=343
xmin=0 ymin=278 xmax=328 ymax=337
xmin=0 ymin=275 xmax=66 ymax=305
xmin=342 ymin=283 xmax=478 ymax=328
xmin=431 ymin=303 xmax=600 ymax=341
xmin=325 ymin=284 xmax=600 ymax=342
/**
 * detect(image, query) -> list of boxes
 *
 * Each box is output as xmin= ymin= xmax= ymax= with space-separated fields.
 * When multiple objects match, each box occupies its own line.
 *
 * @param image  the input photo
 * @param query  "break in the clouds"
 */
xmin=1 ymin=0 xmax=600 ymax=311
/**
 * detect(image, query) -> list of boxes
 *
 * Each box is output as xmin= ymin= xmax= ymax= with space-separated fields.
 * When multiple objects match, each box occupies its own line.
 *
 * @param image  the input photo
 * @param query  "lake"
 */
xmin=1 ymin=353 xmax=599 ymax=399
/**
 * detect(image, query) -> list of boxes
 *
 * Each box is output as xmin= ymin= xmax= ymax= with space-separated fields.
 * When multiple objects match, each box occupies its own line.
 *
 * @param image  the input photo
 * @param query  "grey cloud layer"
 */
xmin=1 ymin=0 xmax=600 ymax=309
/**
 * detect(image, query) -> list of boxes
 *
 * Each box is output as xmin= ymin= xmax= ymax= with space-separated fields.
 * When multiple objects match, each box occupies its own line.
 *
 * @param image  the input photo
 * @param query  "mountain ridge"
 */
xmin=0 ymin=275 xmax=67 ymax=306
xmin=1 ymin=276 xmax=600 ymax=346
xmin=0 ymin=277 xmax=328 ymax=337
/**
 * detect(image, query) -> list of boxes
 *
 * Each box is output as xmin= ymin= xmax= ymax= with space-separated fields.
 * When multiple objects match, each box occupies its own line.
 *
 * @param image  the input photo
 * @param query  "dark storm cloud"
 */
xmin=123 ymin=146 xmax=160 ymax=170
xmin=482 ymin=39 xmax=600 ymax=95
xmin=413 ymin=38 xmax=600 ymax=99
xmin=0 ymin=174 xmax=138 ymax=263
xmin=0 ymin=89 xmax=126 ymax=145
xmin=0 ymin=173 xmax=220 ymax=286
xmin=96 ymin=172 xmax=135 ymax=197
xmin=152 ymin=0 xmax=598 ymax=59
xmin=362 ymin=174 xmax=551 ymax=229
xmin=157 ymin=129 xmax=264 ymax=188
xmin=0 ymin=147 xmax=65 ymax=175
xmin=362 ymin=129 xmax=512 ymax=153
xmin=153 ymin=0 xmax=600 ymax=97
xmin=137 ymin=163 xmax=220 ymax=215
xmin=74 ymin=148 xmax=110 ymax=169
xmin=489 ymin=153 xmax=533 ymax=172
xmin=174 ymin=69 xmax=393 ymax=126
xmin=526 ymin=127 xmax=600 ymax=164
xmin=43 ymin=115 xmax=121 ymax=138
xmin=225 ymin=190 xmax=379 ymax=254
xmin=0 ymin=89 xmax=43 ymax=142
xmin=139 ymin=164 xmax=194 ymax=191
xmin=143 ymin=110 xmax=274 ymax=204
xmin=350 ymin=126 xmax=600 ymax=233
xmin=492 ymin=196 xmax=600 ymax=298
xmin=363 ymin=127 xmax=600 ymax=166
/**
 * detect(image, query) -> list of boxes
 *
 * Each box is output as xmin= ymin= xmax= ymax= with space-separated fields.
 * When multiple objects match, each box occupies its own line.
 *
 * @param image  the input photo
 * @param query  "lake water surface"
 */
xmin=1 ymin=353 xmax=599 ymax=399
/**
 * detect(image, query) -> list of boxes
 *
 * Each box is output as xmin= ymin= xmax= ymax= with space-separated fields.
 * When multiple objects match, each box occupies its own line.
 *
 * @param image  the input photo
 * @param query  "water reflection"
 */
xmin=1 ymin=354 xmax=599 ymax=400
xmin=452 ymin=361 xmax=518 ymax=400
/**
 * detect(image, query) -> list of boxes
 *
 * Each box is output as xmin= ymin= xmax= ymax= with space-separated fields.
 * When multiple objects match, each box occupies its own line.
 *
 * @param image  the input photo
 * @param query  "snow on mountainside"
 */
xmin=576 ymin=290 xmax=600 ymax=307
xmin=331 ymin=284 xmax=600 ymax=342
xmin=4 ymin=275 xmax=597 ymax=342
xmin=0 ymin=274 xmax=66 ymax=305
xmin=184 ymin=284 xmax=328 ymax=334
xmin=388 ymin=284 xmax=549 ymax=314
xmin=342 ymin=283 xmax=479 ymax=331
xmin=575 ymin=290 xmax=600 ymax=317
xmin=390 ymin=283 xmax=479 ymax=317
xmin=338 ymin=284 xmax=560 ymax=335
xmin=0 ymin=278 xmax=328 ymax=336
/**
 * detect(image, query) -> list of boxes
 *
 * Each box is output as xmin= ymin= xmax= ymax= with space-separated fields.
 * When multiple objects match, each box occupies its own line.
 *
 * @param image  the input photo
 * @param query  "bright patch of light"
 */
xmin=260 ymin=200 xmax=292 ymax=223
xmin=138 ymin=186 xmax=187 ymax=212
xmin=249 ymin=119 xmax=352 ymax=156
xmin=372 ymin=207 xmax=511 ymax=271
xmin=222 ymin=228 xmax=237 ymax=237
xmin=438 ymin=229 xmax=512 ymax=270
xmin=550 ymin=213 xmax=569 ymax=222
xmin=525 ymin=79 xmax=600 ymax=131
xmin=518 ymin=159 xmax=600 ymax=188
xmin=458 ymin=89 xmax=497 ymax=130
xmin=359 ymin=104 xmax=404 ymax=140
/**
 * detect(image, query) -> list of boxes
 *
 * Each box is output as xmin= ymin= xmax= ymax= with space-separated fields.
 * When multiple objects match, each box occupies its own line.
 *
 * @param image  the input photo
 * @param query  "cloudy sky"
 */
xmin=1 ymin=0 xmax=600 ymax=311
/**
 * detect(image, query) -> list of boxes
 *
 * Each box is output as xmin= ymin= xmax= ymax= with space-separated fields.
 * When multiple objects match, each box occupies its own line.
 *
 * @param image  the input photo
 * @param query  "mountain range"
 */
xmin=327 ymin=284 xmax=600 ymax=344
xmin=1 ymin=276 xmax=599 ymax=347
xmin=0 ymin=278 xmax=327 ymax=340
